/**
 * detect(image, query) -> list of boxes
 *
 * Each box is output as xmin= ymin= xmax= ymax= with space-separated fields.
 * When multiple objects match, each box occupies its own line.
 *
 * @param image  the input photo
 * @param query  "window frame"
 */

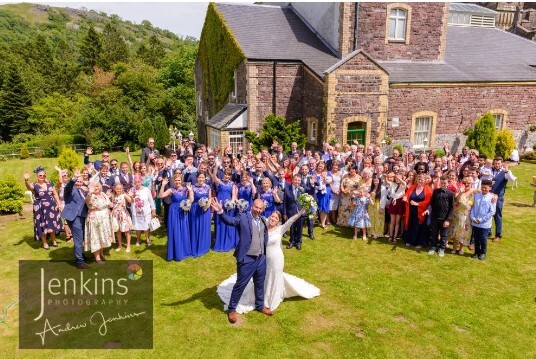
xmin=306 ymin=117 xmax=319 ymax=145
xmin=489 ymin=109 xmax=508 ymax=131
xmin=228 ymin=130 xmax=245 ymax=154
xmin=410 ymin=111 xmax=437 ymax=150
xmin=385 ymin=3 xmax=412 ymax=45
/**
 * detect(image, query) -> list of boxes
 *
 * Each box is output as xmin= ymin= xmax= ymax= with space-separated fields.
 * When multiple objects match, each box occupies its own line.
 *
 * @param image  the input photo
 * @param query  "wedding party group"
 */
xmin=25 ymin=136 xmax=516 ymax=321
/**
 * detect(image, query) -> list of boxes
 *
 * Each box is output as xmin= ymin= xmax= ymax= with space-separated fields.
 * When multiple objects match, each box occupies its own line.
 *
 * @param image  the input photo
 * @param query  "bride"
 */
xmin=217 ymin=208 xmax=320 ymax=313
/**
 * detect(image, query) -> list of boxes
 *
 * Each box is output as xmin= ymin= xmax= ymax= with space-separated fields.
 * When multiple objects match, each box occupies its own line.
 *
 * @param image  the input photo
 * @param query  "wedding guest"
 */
xmin=212 ymin=168 xmax=239 ymax=252
xmin=159 ymin=175 xmax=193 ymax=261
xmin=449 ymin=177 xmax=476 ymax=255
xmin=348 ymin=186 xmax=371 ymax=241
xmin=24 ymin=167 xmax=62 ymax=249
xmin=368 ymin=176 xmax=388 ymax=239
xmin=328 ymin=161 xmax=342 ymax=224
xmin=403 ymin=174 xmax=433 ymax=247
xmin=84 ymin=183 xmax=114 ymax=263
xmin=110 ymin=183 xmax=133 ymax=252
xmin=140 ymin=137 xmax=159 ymax=164
xmin=387 ymin=174 xmax=406 ymax=243
xmin=130 ymin=175 xmax=156 ymax=247
xmin=470 ymin=180 xmax=496 ymax=260
xmin=55 ymin=167 xmax=72 ymax=242
xmin=237 ymin=171 xmax=256 ymax=209
xmin=83 ymin=147 xmax=110 ymax=171
xmin=190 ymin=172 xmax=212 ymax=257
xmin=313 ymin=161 xmax=332 ymax=229
xmin=61 ymin=169 xmax=88 ymax=269
xmin=427 ymin=175 xmax=455 ymax=257
xmin=337 ymin=163 xmax=360 ymax=227
xmin=283 ymin=174 xmax=305 ymax=250
xmin=116 ymin=162 xmax=134 ymax=192
xmin=490 ymin=157 xmax=516 ymax=242
xmin=90 ymin=163 xmax=115 ymax=193
xmin=256 ymin=177 xmax=280 ymax=218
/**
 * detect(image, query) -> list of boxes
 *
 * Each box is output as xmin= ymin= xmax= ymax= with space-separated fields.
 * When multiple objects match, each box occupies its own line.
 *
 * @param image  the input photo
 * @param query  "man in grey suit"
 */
xmin=140 ymin=137 xmax=159 ymax=164
xmin=61 ymin=169 xmax=89 ymax=269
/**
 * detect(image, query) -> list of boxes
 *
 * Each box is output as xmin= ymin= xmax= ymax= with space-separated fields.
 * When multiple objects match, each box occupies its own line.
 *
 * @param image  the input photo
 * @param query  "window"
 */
xmin=448 ymin=12 xmax=471 ymax=26
xmin=389 ymin=8 xmax=407 ymax=41
xmin=413 ymin=116 xmax=432 ymax=147
xmin=346 ymin=122 xmax=366 ymax=146
xmin=493 ymin=114 xmax=503 ymax=130
xmin=229 ymin=131 xmax=244 ymax=154
xmin=209 ymin=127 xmax=220 ymax=149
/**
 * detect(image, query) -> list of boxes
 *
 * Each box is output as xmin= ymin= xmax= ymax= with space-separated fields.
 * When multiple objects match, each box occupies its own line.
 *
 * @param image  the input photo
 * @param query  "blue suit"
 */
xmin=282 ymin=185 xmax=305 ymax=245
xmin=219 ymin=211 xmax=268 ymax=311
xmin=491 ymin=169 xmax=509 ymax=238
xmin=300 ymin=175 xmax=315 ymax=237
xmin=61 ymin=179 xmax=87 ymax=265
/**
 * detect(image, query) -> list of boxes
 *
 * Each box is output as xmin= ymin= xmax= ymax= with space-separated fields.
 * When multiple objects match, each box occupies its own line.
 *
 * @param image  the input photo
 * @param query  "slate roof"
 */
xmin=448 ymin=3 xmax=498 ymax=16
xmin=215 ymin=3 xmax=339 ymax=78
xmin=379 ymin=26 xmax=536 ymax=83
xmin=206 ymin=103 xmax=247 ymax=130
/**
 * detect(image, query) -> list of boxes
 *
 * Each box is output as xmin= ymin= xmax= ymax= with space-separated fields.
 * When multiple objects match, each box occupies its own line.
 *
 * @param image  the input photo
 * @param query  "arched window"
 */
xmin=385 ymin=4 xmax=412 ymax=44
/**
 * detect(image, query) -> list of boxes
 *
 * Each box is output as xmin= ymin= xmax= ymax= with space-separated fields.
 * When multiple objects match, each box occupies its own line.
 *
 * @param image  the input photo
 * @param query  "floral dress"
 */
xmin=348 ymin=197 xmax=371 ymax=228
xmin=32 ymin=183 xmax=63 ymax=241
xmin=448 ymin=193 xmax=474 ymax=246
xmin=84 ymin=194 xmax=114 ymax=252
xmin=111 ymin=194 xmax=132 ymax=233
xmin=337 ymin=175 xmax=360 ymax=227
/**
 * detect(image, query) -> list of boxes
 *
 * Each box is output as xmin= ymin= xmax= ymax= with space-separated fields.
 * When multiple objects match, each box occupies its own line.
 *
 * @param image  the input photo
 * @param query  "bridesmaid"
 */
xmin=328 ymin=161 xmax=342 ymax=225
xmin=190 ymin=172 xmax=212 ymax=257
xmin=159 ymin=174 xmax=193 ymax=261
xmin=313 ymin=161 xmax=332 ymax=229
xmin=256 ymin=177 xmax=280 ymax=218
xmin=24 ymin=167 xmax=63 ymax=249
xmin=236 ymin=171 xmax=256 ymax=210
xmin=211 ymin=168 xmax=238 ymax=252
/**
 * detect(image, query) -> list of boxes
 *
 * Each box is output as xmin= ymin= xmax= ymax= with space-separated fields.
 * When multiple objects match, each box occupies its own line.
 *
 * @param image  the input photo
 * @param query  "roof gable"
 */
xmin=325 ymin=49 xmax=389 ymax=75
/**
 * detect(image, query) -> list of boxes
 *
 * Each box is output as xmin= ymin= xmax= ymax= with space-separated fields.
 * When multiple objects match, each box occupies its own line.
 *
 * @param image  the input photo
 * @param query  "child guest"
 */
xmin=427 ymin=175 xmax=455 ymax=257
xmin=470 ymin=179 xmax=496 ymax=261
xmin=348 ymin=186 xmax=371 ymax=241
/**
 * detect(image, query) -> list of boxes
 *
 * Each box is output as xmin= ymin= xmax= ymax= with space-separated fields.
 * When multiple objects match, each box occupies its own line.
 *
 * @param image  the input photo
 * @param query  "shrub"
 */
xmin=38 ymin=133 xmax=75 ymax=157
xmin=522 ymin=151 xmax=536 ymax=161
xmin=34 ymin=147 xmax=43 ymax=158
xmin=57 ymin=146 xmax=82 ymax=175
xmin=0 ymin=175 xmax=25 ymax=214
xmin=434 ymin=149 xmax=446 ymax=157
xmin=245 ymin=113 xmax=306 ymax=153
xmin=465 ymin=113 xmax=496 ymax=158
xmin=20 ymin=143 xmax=29 ymax=159
xmin=495 ymin=129 xmax=516 ymax=159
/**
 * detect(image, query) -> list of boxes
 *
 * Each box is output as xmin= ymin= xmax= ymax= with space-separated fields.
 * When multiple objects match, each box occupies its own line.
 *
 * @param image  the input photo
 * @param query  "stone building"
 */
xmin=195 ymin=2 xmax=536 ymax=153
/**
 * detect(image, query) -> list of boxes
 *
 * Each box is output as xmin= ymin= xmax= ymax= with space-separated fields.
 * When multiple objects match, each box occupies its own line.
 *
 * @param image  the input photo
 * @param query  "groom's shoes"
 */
xmin=257 ymin=308 xmax=273 ymax=316
xmin=296 ymin=243 xmax=302 ymax=250
xmin=286 ymin=243 xmax=294 ymax=249
xmin=228 ymin=311 xmax=238 ymax=324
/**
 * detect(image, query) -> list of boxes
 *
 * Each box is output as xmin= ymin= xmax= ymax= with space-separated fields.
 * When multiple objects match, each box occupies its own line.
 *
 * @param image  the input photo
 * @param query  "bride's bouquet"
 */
xmin=224 ymin=199 xmax=236 ymax=211
xmin=298 ymin=193 xmax=318 ymax=219
xmin=236 ymin=199 xmax=249 ymax=213
xmin=179 ymin=199 xmax=192 ymax=211
xmin=198 ymin=197 xmax=209 ymax=210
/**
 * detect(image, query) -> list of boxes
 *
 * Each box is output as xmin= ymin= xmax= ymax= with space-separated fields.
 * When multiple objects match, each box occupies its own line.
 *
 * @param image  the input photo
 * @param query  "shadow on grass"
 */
xmin=509 ymin=202 xmax=535 ymax=208
xmin=161 ymin=285 xmax=222 ymax=311
xmin=13 ymin=235 xmax=41 ymax=250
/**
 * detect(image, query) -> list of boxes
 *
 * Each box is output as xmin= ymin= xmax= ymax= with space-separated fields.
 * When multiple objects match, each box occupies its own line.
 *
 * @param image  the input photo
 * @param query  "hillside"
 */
xmin=0 ymin=2 xmax=198 ymax=153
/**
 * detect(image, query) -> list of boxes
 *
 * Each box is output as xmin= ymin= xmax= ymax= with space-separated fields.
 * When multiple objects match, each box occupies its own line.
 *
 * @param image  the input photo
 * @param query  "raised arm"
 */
xmin=23 ymin=172 xmax=34 ymax=191
xmin=280 ymin=208 xmax=306 ymax=232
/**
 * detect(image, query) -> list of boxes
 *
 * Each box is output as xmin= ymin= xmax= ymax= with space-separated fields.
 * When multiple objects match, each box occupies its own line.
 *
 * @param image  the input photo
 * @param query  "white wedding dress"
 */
xmin=217 ymin=214 xmax=320 ymax=313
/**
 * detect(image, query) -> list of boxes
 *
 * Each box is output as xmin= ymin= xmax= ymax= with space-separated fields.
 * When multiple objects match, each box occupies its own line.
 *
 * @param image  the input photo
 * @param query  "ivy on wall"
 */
xmin=198 ymin=3 xmax=245 ymax=117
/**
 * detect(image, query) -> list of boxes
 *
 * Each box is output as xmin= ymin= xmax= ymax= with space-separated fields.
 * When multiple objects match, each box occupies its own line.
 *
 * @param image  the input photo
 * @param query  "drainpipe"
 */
xmin=353 ymin=2 xmax=359 ymax=51
xmin=272 ymin=61 xmax=277 ymax=115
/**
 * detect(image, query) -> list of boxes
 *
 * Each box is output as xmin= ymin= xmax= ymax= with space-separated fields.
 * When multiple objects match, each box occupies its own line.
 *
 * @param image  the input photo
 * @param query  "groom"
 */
xmin=211 ymin=198 xmax=273 ymax=323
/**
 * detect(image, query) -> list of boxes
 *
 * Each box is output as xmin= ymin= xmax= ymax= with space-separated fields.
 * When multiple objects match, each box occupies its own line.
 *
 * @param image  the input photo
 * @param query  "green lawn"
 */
xmin=0 ymin=158 xmax=535 ymax=358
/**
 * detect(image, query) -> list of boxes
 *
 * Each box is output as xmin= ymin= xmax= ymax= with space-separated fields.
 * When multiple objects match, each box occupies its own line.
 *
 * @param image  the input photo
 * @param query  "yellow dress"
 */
xmin=448 ymin=193 xmax=474 ymax=246
xmin=368 ymin=197 xmax=385 ymax=237
xmin=337 ymin=176 xmax=360 ymax=227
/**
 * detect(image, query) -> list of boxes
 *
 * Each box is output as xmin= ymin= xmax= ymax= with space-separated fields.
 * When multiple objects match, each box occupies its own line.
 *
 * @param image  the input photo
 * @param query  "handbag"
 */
xmin=149 ymin=217 xmax=161 ymax=232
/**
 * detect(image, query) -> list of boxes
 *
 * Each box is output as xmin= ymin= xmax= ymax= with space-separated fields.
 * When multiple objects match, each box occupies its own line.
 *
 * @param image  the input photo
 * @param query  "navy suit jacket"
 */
xmin=282 ymin=185 xmax=304 ymax=218
xmin=219 ymin=211 xmax=268 ymax=263
xmin=61 ymin=178 xmax=87 ymax=221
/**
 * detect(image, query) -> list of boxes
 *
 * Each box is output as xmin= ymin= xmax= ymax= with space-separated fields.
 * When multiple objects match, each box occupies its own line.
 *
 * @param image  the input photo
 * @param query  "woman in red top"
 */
xmin=403 ymin=174 xmax=433 ymax=247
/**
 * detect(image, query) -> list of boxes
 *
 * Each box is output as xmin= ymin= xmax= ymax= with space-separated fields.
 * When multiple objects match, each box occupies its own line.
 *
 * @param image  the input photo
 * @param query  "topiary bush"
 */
xmin=0 ymin=175 xmax=25 ymax=214
xmin=20 ymin=143 xmax=29 ymax=159
xmin=57 ymin=146 xmax=82 ymax=176
xmin=465 ymin=113 xmax=496 ymax=158
xmin=495 ymin=128 xmax=516 ymax=159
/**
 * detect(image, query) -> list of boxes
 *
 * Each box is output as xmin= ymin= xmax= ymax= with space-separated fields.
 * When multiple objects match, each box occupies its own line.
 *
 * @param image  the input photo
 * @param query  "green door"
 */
xmin=347 ymin=122 xmax=366 ymax=146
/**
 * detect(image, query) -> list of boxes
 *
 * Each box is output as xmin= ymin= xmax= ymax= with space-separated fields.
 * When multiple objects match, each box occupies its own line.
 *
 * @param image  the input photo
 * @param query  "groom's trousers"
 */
xmin=229 ymin=255 xmax=266 ymax=311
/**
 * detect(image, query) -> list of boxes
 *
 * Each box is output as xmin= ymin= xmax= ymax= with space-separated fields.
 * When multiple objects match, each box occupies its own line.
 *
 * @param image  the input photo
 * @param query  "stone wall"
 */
xmin=356 ymin=2 xmax=448 ymax=61
xmin=387 ymin=84 xmax=536 ymax=151
xmin=325 ymin=52 xmax=389 ymax=146
xmin=303 ymin=68 xmax=325 ymax=147
xmin=339 ymin=2 xmax=356 ymax=56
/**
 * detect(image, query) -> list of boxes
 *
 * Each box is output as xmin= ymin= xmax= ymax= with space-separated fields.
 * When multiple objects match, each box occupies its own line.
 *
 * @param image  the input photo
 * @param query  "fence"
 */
xmin=0 ymin=144 xmax=129 ymax=160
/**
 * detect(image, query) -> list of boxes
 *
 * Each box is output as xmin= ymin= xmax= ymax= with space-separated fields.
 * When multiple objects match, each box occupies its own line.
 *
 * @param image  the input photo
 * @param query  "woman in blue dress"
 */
xmin=256 ymin=177 xmax=281 ymax=218
xmin=314 ymin=161 xmax=332 ymax=229
xmin=159 ymin=174 xmax=193 ymax=261
xmin=236 ymin=171 xmax=256 ymax=210
xmin=190 ymin=172 xmax=212 ymax=257
xmin=210 ymin=168 xmax=238 ymax=252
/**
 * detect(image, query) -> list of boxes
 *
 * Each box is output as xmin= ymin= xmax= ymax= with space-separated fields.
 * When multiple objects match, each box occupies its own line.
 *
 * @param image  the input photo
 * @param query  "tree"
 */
xmin=0 ymin=64 xmax=32 ymax=141
xmin=465 ymin=113 xmax=496 ymax=158
xmin=495 ymin=128 xmax=516 ymax=159
xmin=137 ymin=35 xmax=165 ymax=68
xmin=136 ymin=113 xmax=169 ymax=149
xmin=20 ymin=143 xmax=29 ymax=159
xmin=245 ymin=113 xmax=306 ymax=153
xmin=79 ymin=26 xmax=102 ymax=73
xmin=57 ymin=146 xmax=82 ymax=175
xmin=0 ymin=175 xmax=25 ymax=214
xmin=101 ymin=22 xmax=129 ymax=70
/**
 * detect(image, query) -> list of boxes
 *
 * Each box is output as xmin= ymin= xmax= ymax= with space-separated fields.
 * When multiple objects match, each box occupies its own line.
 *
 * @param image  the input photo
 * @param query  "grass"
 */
xmin=0 ymin=157 xmax=535 ymax=358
